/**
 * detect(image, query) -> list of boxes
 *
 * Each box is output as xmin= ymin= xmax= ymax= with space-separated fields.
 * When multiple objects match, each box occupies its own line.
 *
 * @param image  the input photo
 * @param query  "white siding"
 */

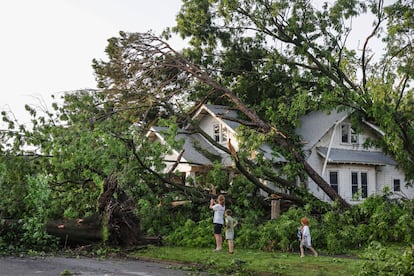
xmin=378 ymin=165 xmax=413 ymax=199
xmin=306 ymin=119 xmax=410 ymax=203
xmin=198 ymin=114 xmax=239 ymax=150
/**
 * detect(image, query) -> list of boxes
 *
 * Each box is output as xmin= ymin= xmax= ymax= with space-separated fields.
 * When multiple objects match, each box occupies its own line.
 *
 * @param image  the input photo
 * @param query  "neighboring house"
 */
xmin=146 ymin=105 xmax=238 ymax=185
xmin=147 ymin=104 xmax=413 ymax=203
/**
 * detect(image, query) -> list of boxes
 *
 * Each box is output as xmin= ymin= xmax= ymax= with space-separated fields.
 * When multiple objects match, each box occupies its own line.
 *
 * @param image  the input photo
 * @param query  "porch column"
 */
xmin=270 ymin=194 xmax=282 ymax=220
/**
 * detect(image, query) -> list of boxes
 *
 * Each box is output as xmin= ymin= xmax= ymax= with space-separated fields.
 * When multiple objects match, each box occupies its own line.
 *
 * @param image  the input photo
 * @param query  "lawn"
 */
xmin=129 ymin=246 xmax=367 ymax=275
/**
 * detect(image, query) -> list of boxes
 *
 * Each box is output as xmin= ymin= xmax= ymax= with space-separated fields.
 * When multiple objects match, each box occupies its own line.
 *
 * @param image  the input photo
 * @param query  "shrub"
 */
xmin=21 ymin=174 xmax=59 ymax=250
xmin=357 ymin=242 xmax=414 ymax=275
xmin=164 ymin=218 xmax=213 ymax=248
xmin=0 ymin=174 xmax=59 ymax=252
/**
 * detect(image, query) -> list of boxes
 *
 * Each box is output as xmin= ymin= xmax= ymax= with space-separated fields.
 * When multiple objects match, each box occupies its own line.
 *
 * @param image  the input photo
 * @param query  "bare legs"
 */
xmin=214 ymin=233 xmax=222 ymax=250
xmin=300 ymin=245 xmax=318 ymax=257
xmin=309 ymin=246 xmax=318 ymax=256
xmin=228 ymin=239 xmax=234 ymax=253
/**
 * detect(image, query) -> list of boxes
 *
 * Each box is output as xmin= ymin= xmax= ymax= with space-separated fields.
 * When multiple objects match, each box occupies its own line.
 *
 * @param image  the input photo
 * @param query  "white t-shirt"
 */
xmin=212 ymin=204 xmax=225 ymax=224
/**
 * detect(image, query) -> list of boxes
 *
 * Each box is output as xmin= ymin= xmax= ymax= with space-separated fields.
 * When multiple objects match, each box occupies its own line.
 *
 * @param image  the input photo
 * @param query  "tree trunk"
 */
xmin=46 ymin=216 xmax=102 ymax=245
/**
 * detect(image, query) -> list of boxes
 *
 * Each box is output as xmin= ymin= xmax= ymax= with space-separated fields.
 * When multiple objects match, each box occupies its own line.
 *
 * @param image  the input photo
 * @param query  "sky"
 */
xmin=0 ymin=0 xmax=184 ymax=125
xmin=0 ymin=0 xmax=386 ymax=126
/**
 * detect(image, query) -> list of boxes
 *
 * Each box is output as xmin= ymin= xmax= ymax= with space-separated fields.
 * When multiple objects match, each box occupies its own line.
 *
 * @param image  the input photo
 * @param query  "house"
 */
xmin=146 ymin=105 xmax=239 ymax=185
xmin=147 ymin=104 xmax=413 ymax=203
xmin=296 ymin=109 xmax=413 ymax=203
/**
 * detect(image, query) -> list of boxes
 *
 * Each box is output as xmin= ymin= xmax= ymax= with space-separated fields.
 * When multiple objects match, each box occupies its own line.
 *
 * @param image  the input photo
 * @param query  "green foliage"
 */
xmin=20 ymin=174 xmax=58 ymax=250
xmin=163 ymin=194 xmax=413 ymax=257
xmin=170 ymin=0 xmax=414 ymax=184
xmin=0 ymin=174 xmax=58 ymax=252
xmin=0 ymin=156 xmax=35 ymax=218
xmin=321 ymin=195 xmax=414 ymax=254
xmin=1 ymin=0 xmax=413 ymax=257
xmin=197 ymin=162 xmax=229 ymax=192
xmin=164 ymin=175 xmax=270 ymax=248
xmin=0 ymin=174 xmax=57 ymax=252
xmin=165 ymin=218 xmax=213 ymax=248
xmin=226 ymin=175 xmax=266 ymax=221
xmin=357 ymin=242 xmax=414 ymax=276
xmin=235 ymin=207 xmax=311 ymax=252
xmin=60 ymin=269 xmax=73 ymax=276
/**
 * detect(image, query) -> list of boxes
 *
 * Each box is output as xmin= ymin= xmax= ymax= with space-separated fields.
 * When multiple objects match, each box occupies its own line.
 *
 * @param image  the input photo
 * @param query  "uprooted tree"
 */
xmin=46 ymin=174 xmax=143 ymax=246
xmin=93 ymin=31 xmax=349 ymax=209
xmin=92 ymin=0 xmax=413 ymax=210
xmin=1 ymin=0 xmax=413 ymax=247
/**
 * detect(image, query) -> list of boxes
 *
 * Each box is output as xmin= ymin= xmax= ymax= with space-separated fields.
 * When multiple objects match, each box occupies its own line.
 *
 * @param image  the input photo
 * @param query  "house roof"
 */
xmin=296 ymin=109 xmax=349 ymax=150
xmin=316 ymin=147 xmax=397 ymax=166
xmin=258 ymin=143 xmax=286 ymax=163
xmin=151 ymin=126 xmax=231 ymax=166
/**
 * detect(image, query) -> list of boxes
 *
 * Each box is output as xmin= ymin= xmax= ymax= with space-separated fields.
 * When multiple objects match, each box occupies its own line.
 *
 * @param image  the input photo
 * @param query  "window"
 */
xmin=329 ymin=171 xmax=338 ymax=193
xmin=361 ymin=172 xmax=368 ymax=198
xmin=213 ymin=123 xmax=229 ymax=143
xmin=351 ymin=171 xmax=368 ymax=199
xmin=341 ymin=124 xmax=358 ymax=144
xmin=393 ymin=179 xmax=401 ymax=192
xmin=222 ymin=126 xmax=228 ymax=142
xmin=351 ymin=172 xmax=358 ymax=196
xmin=213 ymin=124 xmax=220 ymax=142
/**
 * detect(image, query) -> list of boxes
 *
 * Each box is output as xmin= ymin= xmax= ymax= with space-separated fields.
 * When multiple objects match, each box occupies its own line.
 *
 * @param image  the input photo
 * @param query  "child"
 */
xmin=209 ymin=194 xmax=225 ymax=251
xmin=224 ymin=209 xmax=238 ymax=254
xmin=299 ymin=217 xmax=318 ymax=257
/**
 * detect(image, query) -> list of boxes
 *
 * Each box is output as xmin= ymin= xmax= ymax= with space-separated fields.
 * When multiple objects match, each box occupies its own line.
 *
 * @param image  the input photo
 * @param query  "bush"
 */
xmin=164 ymin=218 xmax=213 ymax=248
xmin=259 ymin=208 xmax=307 ymax=252
xmin=357 ymin=242 xmax=414 ymax=275
xmin=21 ymin=174 xmax=59 ymax=250
xmin=0 ymin=174 xmax=59 ymax=252
xmin=320 ymin=196 xmax=414 ymax=254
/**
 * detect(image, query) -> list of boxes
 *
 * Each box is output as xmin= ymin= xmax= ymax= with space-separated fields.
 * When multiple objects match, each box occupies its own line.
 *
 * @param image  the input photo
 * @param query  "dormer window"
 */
xmin=213 ymin=124 xmax=220 ymax=142
xmin=222 ymin=126 xmax=228 ymax=142
xmin=341 ymin=123 xmax=358 ymax=144
xmin=213 ymin=123 xmax=228 ymax=143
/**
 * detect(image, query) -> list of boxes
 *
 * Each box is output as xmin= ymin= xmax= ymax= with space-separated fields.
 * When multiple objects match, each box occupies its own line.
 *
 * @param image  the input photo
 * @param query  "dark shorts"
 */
xmin=213 ymin=223 xmax=223 ymax=234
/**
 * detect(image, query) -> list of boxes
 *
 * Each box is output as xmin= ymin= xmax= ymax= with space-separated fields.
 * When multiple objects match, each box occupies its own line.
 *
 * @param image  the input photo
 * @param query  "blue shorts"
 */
xmin=213 ymin=223 xmax=223 ymax=234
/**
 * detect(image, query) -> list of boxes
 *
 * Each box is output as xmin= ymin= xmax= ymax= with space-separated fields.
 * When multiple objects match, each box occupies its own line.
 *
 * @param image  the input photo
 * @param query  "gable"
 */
xmin=193 ymin=104 xmax=240 ymax=132
xmin=296 ymin=109 xmax=349 ymax=150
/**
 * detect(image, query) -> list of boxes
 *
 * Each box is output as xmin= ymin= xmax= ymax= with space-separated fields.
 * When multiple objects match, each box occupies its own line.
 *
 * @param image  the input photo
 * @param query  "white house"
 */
xmin=146 ymin=105 xmax=238 ymax=185
xmin=296 ymin=109 xmax=413 ymax=203
xmin=147 ymin=104 xmax=413 ymax=203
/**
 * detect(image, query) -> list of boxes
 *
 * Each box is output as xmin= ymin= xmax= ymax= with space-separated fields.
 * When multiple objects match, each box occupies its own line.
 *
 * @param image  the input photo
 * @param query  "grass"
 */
xmin=129 ymin=246 xmax=367 ymax=275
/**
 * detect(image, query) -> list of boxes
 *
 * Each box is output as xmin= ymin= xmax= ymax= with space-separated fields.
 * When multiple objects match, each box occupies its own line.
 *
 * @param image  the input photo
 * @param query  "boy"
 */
xmin=225 ymin=209 xmax=238 ymax=254
xmin=299 ymin=217 xmax=318 ymax=257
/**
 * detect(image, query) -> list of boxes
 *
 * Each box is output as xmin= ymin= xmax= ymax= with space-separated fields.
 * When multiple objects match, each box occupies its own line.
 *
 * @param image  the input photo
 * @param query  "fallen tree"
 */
xmin=45 ymin=174 xmax=160 ymax=247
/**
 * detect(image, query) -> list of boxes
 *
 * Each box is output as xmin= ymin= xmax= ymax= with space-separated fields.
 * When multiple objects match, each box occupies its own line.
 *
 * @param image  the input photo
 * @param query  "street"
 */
xmin=0 ymin=256 xmax=201 ymax=276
